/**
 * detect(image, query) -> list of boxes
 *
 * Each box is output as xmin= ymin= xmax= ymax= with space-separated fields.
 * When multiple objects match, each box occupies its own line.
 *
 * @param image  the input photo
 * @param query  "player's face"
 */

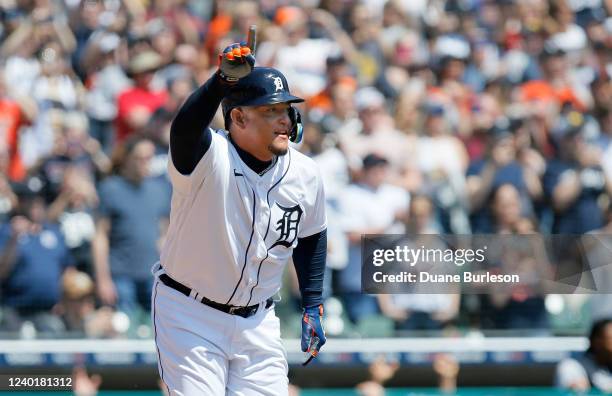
xmin=245 ymin=103 xmax=292 ymax=157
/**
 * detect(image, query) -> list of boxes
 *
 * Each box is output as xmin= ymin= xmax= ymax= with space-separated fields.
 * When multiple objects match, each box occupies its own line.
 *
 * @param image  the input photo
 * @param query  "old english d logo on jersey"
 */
xmin=271 ymin=203 xmax=303 ymax=248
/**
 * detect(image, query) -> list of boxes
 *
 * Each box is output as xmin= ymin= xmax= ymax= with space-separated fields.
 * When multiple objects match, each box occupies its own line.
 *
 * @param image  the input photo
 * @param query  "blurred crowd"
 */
xmin=0 ymin=0 xmax=611 ymax=340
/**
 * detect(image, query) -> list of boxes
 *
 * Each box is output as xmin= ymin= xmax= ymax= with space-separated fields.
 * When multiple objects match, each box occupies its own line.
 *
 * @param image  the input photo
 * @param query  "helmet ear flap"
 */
xmin=288 ymin=107 xmax=303 ymax=143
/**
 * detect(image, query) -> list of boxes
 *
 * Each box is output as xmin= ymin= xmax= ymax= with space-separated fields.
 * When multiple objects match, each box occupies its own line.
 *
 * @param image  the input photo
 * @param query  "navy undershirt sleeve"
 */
xmin=292 ymin=229 xmax=327 ymax=308
xmin=170 ymin=73 xmax=225 ymax=175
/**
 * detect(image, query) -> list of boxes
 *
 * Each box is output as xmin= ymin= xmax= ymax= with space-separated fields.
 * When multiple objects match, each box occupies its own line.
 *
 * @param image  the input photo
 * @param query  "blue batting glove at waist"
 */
xmin=301 ymin=304 xmax=326 ymax=356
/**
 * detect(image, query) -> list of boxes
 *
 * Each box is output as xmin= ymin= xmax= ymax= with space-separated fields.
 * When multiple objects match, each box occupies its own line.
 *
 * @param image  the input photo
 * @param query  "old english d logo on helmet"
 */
xmin=221 ymin=67 xmax=304 ymax=117
xmin=273 ymin=77 xmax=284 ymax=92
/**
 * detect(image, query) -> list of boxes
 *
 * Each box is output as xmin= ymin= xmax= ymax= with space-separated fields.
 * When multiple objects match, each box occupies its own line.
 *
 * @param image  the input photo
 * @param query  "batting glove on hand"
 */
xmin=301 ymin=304 xmax=326 ymax=365
xmin=217 ymin=42 xmax=255 ymax=83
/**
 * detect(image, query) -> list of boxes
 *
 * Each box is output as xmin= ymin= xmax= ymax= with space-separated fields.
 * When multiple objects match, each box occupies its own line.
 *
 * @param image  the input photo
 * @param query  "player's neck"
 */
xmin=229 ymin=135 xmax=274 ymax=175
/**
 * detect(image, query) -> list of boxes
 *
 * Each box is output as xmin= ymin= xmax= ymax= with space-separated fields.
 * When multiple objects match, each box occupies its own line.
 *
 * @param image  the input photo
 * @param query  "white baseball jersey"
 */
xmin=160 ymin=129 xmax=326 ymax=306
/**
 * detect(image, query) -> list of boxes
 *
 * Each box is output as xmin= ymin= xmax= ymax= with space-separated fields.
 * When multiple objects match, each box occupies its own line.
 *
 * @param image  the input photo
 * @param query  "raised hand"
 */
xmin=217 ymin=26 xmax=257 ymax=83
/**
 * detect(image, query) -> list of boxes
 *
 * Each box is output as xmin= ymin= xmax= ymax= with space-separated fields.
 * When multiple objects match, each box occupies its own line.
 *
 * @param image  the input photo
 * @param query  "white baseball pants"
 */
xmin=151 ymin=276 xmax=289 ymax=395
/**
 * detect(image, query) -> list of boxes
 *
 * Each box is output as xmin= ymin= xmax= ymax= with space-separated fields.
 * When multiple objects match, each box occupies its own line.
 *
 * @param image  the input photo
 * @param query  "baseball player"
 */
xmin=152 ymin=28 xmax=327 ymax=395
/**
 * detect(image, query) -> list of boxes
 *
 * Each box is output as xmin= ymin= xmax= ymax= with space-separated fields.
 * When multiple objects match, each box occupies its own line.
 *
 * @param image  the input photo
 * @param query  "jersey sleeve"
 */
xmin=293 ymin=229 xmax=327 ymax=307
xmin=299 ymin=165 xmax=327 ymax=238
xmin=167 ymin=129 xmax=222 ymax=195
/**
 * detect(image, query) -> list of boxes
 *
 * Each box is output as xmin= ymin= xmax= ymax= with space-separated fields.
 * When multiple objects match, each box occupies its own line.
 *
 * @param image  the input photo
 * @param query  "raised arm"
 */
xmin=169 ymin=74 xmax=224 ymax=175
xmin=170 ymin=32 xmax=256 ymax=175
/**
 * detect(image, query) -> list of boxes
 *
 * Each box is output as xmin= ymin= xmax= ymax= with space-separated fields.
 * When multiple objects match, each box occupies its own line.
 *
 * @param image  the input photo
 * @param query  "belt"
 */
xmin=158 ymin=273 xmax=273 ymax=318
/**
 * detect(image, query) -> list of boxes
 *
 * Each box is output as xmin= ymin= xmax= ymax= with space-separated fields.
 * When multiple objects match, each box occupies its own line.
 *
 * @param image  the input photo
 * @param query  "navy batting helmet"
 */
xmin=222 ymin=67 xmax=305 ymax=142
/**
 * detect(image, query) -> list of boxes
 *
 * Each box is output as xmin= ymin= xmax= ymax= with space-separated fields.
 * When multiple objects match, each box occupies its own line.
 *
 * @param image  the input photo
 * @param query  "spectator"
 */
xmin=587 ymin=201 xmax=612 ymax=322
xmin=315 ymin=81 xmax=360 ymax=138
xmin=115 ymin=51 xmax=168 ymax=143
xmin=0 ymin=183 xmax=74 ymax=333
xmin=405 ymin=194 xmax=442 ymax=235
xmin=57 ymin=268 xmax=96 ymax=334
xmin=345 ymin=3 xmax=387 ymax=85
xmin=0 ymin=148 xmax=18 ymax=223
xmin=309 ymin=124 xmax=349 ymax=289
xmin=337 ymin=153 xmax=409 ymax=324
xmin=259 ymin=6 xmax=340 ymax=97
xmin=382 ymin=30 xmax=426 ymax=95
xmin=308 ymin=125 xmax=350 ymax=202
xmin=467 ymin=124 xmax=540 ymax=233
xmin=483 ymin=184 xmax=550 ymax=332
xmin=143 ymin=107 xmax=174 ymax=180
xmin=34 ymin=111 xmax=110 ymax=204
xmin=393 ymin=77 xmax=427 ymax=137
xmin=597 ymin=107 xmax=612 ymax=179
xmin=146 ymin=0 xmax=204 ymax=47
xmin=72 ymin=366 xmax=102 ymax=396
xmin=82 ymin=32 xmax=131 ymax=154
xmin=339 ymin=87 xmax=410 ymax=174
xmin=411 ymin=102 xmax=470 ymax=233
xmin=1 ymin=2 xmax=76 ymax=99
xmin=307 ymin=54 xmax=356 ymax=117
xmin=490 ymin=184 xmax=526 ymax=233
xmin=555 ymin=318 xmax=612 ymax=393
xmin=53 ymin=269 xmax=95 ymax=335
xmin=31 ymin=42 xmax=85 ymax=112
xmin=203 ymin=0 xmax=260 ymax=61
xmin=378 ymin=195 xmax=459 ymax=334
xmin=543 ymin=118 xmax=612 ymax=233
xmin=590 ymin=76 xmax=611 ymax=129
xmin=548 ymin=1 xmax=588 ymax=57
xmin=377 ymin=291 xmax=460 ymax=334
xmin=47 ymin=167 xmax=98 ymax=274
xmin=520 ymin=45 xmax=586 ymax=113
xmin=433 ymin=353 xmax=460 ymax=394
xmin=0 ymin=67 xmax=34 ymax=182
xmin=19 ymin=41 xmax=86 ymax=167
xmin=462 ymin=93 xmax=504 ymax=161
xmin=53 ymin=268 xmax=124 ymax=339
xmin=464 ymin=39 xmax=501 ymax=93
xmin=355 ymin=356 xmax=399 ymax=396
xmin=142 ymin=68 xmax=194 ymax=181
xmin=92 ymin=137 xmax=170 ymax=316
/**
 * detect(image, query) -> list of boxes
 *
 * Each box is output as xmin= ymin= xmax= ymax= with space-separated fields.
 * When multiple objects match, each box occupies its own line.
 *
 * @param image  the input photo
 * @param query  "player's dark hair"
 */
xmin=587 ymin=318 xmax=611 ymax=354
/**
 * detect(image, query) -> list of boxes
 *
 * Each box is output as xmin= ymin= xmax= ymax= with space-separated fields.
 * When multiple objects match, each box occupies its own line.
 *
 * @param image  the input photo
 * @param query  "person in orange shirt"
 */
xmin=520 ymin=46 xmax=585 ymax=111
xmin=0 ymin=70 xmax=33 ymax=182
xmin=307 ymin=55 xmax=356 ymax=114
